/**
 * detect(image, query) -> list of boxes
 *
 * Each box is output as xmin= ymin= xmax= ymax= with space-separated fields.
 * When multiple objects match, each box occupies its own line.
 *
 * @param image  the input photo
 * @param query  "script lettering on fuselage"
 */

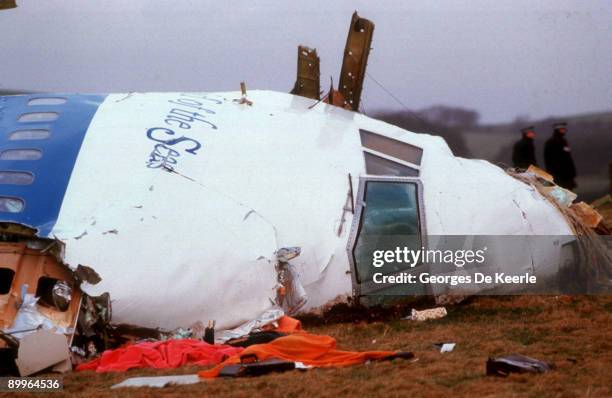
xmin=146 ymin=93 xmax=221 ymax=169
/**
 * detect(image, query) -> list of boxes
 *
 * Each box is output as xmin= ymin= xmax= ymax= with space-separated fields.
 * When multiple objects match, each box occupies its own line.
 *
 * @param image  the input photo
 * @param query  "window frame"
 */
xmin=27 ymin=97 xmax=67 ymax=106
xmin=0 ymin=170 xmax=35 ymax=185
xmin=0 ymin=267 xmax=15 ymax=295
xmin=35 ymin=276 xmax=71 ymax=312
xmin=0 ymin=196 xmax=26 ymax=213
xmin=359 ymin=129 xmax=423 ymax=166
xmin=9 ymin=129 xmax=51 ymax=141
xmin=362 ymin=149 xmax=420 ymax=177
xmin=346 ymin=176 xmax=427 ymax=297
xmin=17 ymin=112 xmax=59 ymax=123
xmin=0 ymin=148 xmax=43 ymax=161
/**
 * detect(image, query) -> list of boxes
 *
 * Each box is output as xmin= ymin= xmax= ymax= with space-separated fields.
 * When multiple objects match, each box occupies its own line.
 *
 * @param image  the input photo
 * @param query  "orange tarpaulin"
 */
xmin=274 ymin=315 xmax=302 ymax=334
xmin=198 ymin=333 xmax=398 ymax=379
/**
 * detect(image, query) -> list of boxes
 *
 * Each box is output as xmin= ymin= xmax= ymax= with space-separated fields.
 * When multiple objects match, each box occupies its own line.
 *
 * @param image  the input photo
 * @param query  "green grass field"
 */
xmin=15 ymin=295 xmax=612 ymax=398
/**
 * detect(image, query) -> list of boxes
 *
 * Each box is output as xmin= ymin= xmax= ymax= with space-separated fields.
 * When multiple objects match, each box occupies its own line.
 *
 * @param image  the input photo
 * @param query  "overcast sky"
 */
xmin=1 ymin=1 xmax=610 ymax=123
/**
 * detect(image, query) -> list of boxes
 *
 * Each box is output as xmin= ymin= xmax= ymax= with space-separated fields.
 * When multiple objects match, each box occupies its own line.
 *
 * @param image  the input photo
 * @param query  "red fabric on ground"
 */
xmin=76 ymin=339 xmax=243 ymax=373
xmin=198 ymin=333 xmax=397 ymax=378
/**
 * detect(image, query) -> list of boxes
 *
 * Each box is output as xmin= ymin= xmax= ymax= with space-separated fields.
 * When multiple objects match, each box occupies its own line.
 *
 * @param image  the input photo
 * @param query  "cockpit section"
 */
xmin=348 ymin=128 xmax=427 ymax=299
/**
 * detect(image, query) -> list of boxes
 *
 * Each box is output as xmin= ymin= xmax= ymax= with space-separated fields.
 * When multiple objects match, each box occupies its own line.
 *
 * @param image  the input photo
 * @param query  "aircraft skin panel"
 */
xmin=50 ymin=91 xmax=367 ymax=329
xmin=0 ymin=94 xmax=106 ymax=236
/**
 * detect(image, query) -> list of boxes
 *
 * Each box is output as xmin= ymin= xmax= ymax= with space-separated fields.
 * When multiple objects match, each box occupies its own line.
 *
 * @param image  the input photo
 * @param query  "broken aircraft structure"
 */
xmin=0 ymin=12 xmax=609 ymax=375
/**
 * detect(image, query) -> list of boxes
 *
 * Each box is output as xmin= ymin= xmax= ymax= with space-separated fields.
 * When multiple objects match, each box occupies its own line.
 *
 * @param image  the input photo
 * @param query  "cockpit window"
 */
xmin=353 ymin=181 xmax=421 ymax=283
xmin=359 ymin=129 xmax=423 ymax=165
xmin=364 ymin=152 xmax=419 ymax=177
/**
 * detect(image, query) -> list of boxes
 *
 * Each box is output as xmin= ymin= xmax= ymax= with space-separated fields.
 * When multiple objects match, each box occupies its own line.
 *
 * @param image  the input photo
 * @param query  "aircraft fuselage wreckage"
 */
xmin=0 ymin=13 xmax=609 ymax=374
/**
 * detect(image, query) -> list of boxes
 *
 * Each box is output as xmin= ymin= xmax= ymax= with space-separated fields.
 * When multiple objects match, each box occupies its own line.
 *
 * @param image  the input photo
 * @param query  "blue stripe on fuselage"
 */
xmin=0 ymin=94 xmax=106 ymax=237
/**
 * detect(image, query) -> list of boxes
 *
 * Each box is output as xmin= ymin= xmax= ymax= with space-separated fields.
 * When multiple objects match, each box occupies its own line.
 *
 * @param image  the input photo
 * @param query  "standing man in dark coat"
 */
xmin=544 ymin=122 xmax=577 ymax=190
xmin=512 ymin=126 xmax=537 ymax=169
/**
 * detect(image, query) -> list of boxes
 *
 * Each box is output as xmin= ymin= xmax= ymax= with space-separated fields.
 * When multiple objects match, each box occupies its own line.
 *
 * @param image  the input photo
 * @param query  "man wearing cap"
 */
xmin=512 ymin=126 xmax=537 ymax=169
xmin=544 ymin=122 xmax=577 ymax=190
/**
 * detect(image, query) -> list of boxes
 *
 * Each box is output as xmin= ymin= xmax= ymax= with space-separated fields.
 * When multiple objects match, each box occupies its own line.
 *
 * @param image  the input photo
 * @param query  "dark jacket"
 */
xmin=544 ymin=131 xmax=577 ymax=189
xmin=512 ymin=136 xmax=537 ymax=169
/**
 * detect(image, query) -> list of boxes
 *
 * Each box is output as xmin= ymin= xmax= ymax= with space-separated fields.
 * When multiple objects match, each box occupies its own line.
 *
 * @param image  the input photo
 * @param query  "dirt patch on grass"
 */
xmin=14 ymin=295 xmax=612 ymax=398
